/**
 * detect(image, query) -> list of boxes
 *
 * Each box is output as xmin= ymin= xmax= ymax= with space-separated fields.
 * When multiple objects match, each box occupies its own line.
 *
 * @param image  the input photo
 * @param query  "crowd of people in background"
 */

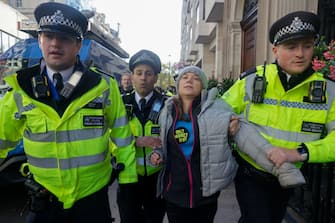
xmin=118 ymin=77 xmax=234 ymax=99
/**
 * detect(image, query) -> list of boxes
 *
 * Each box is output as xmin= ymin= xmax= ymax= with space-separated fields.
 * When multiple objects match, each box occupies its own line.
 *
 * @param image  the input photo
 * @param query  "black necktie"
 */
xmin=140 ymin=98 xmax=146 ymax=111
xmin=53 ymin=72 xmax=64 ymax=92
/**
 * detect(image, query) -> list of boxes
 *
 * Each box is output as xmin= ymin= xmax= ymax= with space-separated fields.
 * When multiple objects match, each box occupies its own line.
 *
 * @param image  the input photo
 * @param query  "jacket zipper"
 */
xmin=174 ymin=102 xmax=195 ymax=208
xmin=186 ymin=160 xmax=193 ymax=208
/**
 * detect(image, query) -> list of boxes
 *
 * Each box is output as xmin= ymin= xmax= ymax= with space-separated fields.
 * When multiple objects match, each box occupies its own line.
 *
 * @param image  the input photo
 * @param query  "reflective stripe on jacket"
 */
xmin=222 ymin=63 xmax=335 ymax=167
xmin=129 ymin=117 xmax=161 ymax=176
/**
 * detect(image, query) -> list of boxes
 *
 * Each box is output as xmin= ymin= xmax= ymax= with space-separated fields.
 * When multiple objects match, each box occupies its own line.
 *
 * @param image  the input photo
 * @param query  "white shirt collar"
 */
xmin=135 ymin=91 xmax=153 ymax=107
xmin=46 ymin=66 xmax=74 ymax=83
xmin=286 ymin=73 xmax=292 ymax=82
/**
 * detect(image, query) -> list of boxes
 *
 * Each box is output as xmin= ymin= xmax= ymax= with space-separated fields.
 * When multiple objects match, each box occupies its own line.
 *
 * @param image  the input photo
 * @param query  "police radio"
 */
xmin=60 ymin=71 xmax=83 ymax=99
xmin=31 ymin=75 xmax=50 ymax=99
xmin=60 ymin=58 xmax=90 ymax=99
xmin=308 ymin=80 xmax=326 ymax=103
xmin=148 ymin=99 xmax=164 ymax=123
xmin=251 ymin=62 xmax=267 ymax=103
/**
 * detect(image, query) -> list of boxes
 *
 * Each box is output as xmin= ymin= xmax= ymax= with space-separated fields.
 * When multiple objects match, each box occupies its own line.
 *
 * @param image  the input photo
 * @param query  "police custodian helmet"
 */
xmin=129 ymin=50 xmax=162 ymax=74
xmin=34 ymin=2 xmax=88 ymax=39
xmin=269 ymin=11 xmax=320 ymax=46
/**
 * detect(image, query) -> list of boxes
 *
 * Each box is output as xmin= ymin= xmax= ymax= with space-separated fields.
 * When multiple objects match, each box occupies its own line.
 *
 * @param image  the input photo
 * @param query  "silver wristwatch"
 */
xmin=297 ymin=146 xmax=308 ymax=161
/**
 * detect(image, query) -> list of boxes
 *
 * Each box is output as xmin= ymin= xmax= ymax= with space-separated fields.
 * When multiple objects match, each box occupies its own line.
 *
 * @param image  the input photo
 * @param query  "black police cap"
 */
xmin=129 ymin=50 xmax=161 ymax=74
xmin=269 ymin=11 xmax=320 ymax=46
xmin=34 ymin=2 xmax=88 ymax=39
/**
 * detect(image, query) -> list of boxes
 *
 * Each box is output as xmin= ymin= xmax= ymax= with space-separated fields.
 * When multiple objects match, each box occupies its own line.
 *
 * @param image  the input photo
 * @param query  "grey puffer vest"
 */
xmin=157 ymin=88 xmax=238 ymax=197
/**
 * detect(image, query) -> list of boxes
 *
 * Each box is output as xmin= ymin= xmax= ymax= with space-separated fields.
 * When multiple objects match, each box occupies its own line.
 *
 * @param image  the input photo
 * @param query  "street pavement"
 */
xmin=108 ymin=182 xmax=240 ymax=223
xmin=108 ymin=182 xmax=292 ymax=223
xmin=213 ymin=183 xmax=240 ymax=222
xmin=0 ymin=181 xmax=290 ymax=223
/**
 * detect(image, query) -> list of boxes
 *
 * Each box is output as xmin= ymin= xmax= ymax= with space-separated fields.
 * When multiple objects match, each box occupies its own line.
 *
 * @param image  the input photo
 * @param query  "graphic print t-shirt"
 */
xmin=174 ymin=116 xmax=193 ymax=160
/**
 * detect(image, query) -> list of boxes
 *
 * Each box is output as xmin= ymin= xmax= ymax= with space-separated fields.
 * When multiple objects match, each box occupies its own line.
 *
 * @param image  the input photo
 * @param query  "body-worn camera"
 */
xmin=308 ymin=80 xmax=326 ymax=103
xmin=31 ymin=75 xmax=50 ymax=99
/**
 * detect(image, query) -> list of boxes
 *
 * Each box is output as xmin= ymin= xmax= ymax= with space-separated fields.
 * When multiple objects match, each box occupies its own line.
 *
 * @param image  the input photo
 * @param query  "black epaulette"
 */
xmin=122 ymin=91 xmax=135 ymax=104
xmin=123 ymin=89 xmax=135 ymax=96
xmin=155 ymin=91 xmax=169 ymax=104
xmin=162 ymin=94 xmax=169 ymax=103
xmin=239 ymin=67 xmax=257 ymax=80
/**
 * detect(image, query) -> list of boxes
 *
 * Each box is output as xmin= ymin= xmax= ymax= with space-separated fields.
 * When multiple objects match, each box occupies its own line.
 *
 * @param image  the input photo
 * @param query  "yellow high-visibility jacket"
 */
xmin=129 ymin=117 xmax=161 ymax=176
xmin=122 ymin=91 xmax=164 ymax=176
xmin=0 ymin=65 xmax=137 ymax=208
xmin=222 ymin=63 xmax=335 ymax=169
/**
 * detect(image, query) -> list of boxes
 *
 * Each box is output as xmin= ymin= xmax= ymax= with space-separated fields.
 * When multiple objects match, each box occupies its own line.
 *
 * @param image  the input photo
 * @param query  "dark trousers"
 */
xmin=235 ymin=164 xmax=294 ymax=223
xmin=25 ymin=186 xmax=113 ymax=223
xmin=166 ymin=200 xmax=217 ymax=223
xmin=117 ymin=172 xmax=166 ymax=223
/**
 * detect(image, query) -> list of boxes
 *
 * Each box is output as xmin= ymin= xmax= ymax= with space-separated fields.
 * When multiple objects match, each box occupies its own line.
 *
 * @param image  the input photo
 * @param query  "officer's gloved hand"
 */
xmin=109 ymin=156 xmax=125 ymax=185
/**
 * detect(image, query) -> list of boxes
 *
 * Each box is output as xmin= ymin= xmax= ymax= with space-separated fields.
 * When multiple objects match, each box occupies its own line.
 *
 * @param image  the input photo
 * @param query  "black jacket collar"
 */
xmin=275 ymin=61 xmax=314 ymax=91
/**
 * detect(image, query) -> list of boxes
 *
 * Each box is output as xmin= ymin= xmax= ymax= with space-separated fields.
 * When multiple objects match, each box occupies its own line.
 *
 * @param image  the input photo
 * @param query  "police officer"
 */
xmin=222 ymin=11 xmax=335 ymax=223
xmin=0 ymin=2 xmax=137 ymax=223
xmin=117 ymin=49 xmax=166 ymax=223
xmin=165 ymin=85 xmax=176 ymax=97
xmin=119 ymin=72 xmax=134 ymax=96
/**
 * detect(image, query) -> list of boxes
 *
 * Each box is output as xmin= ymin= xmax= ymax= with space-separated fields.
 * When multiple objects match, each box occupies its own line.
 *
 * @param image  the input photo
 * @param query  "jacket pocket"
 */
xmin=26 ymin=115 xmax=47 ymax=133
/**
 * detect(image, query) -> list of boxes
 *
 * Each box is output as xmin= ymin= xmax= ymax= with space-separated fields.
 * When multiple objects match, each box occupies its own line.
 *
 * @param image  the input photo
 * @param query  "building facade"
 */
xmin=0 ymin=1 xmax=28 ymax=55
xmin=2 ymin=0 xmax=92 ymax=20
xmin=180 ymin=0 xmax=318 ymax=81
xmin=0 ymin=1 xmax=29 ymax=86
xmin=0 ymin=0 xmax=94 ymax=55
xmin=0 ymin=0 xmax=128 ymax=86
xmin=1 ymin=0 xmax=122 ymax=47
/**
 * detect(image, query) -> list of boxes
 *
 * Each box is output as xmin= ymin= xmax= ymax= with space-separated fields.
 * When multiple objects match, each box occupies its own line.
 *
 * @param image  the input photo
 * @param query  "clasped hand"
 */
xmin=267 ymin=147 xmax=304 ymax=168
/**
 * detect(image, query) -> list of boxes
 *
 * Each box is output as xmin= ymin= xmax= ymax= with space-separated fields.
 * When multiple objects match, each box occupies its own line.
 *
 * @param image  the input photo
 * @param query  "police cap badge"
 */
xmin=34 ymin=2 xmax=88 ymax=39
xmin=269 ymin=11 xmax=320 ymax=46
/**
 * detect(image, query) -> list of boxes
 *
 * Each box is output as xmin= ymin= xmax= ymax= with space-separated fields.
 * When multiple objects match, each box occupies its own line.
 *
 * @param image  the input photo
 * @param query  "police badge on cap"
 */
xmin=269 ymin=11 xmax=320 ymax=46
xmin=34 ymin=2 xmax=88 ymax=39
